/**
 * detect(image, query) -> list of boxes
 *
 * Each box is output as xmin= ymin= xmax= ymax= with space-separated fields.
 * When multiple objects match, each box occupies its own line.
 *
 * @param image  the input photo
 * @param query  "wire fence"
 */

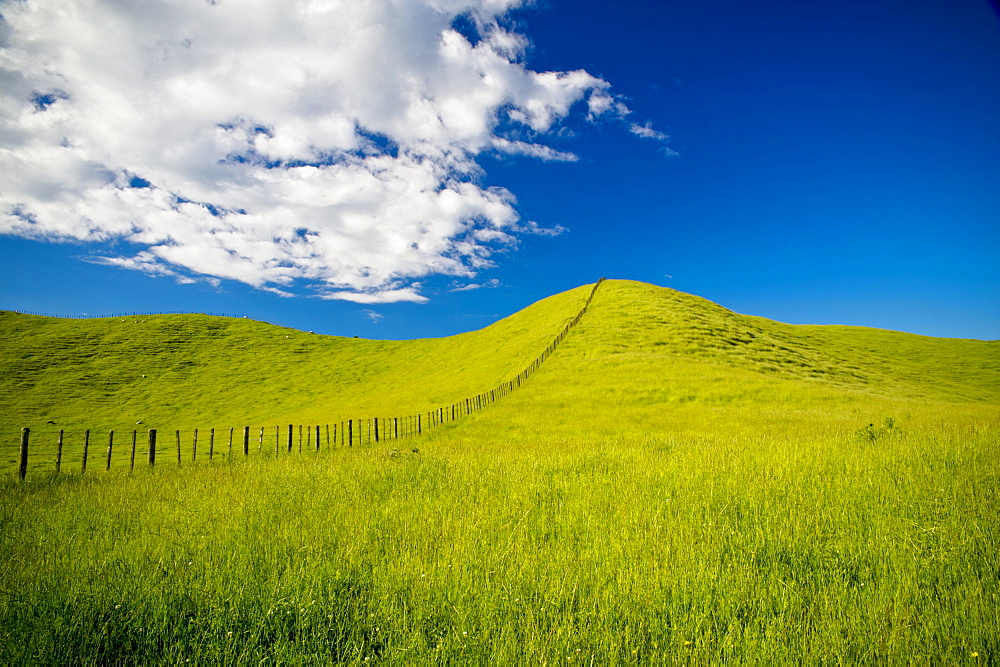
xmin=10 ymin=279 xmax=605 ymax=479
xmin=2 ymin=309 xmax=251 ymax=320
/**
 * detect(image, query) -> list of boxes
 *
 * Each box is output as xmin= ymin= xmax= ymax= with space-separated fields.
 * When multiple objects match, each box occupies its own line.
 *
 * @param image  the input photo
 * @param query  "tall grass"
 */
xmin=1 ymin=408 xmax=996 ymax=662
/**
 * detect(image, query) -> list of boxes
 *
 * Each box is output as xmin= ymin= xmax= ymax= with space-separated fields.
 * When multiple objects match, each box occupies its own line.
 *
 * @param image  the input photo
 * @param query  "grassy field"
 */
xmin=1 ymin=279 xmax=997 ymax=662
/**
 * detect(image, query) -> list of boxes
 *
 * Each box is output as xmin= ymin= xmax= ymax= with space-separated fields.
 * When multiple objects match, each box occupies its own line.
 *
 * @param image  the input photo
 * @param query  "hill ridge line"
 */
xmin=13 ymin=278 xmax=607 ymax=477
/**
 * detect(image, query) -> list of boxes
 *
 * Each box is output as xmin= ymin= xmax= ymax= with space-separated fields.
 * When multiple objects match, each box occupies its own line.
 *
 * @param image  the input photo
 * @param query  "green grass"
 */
xmin=1 ymin=279 xmax=998 ymax=662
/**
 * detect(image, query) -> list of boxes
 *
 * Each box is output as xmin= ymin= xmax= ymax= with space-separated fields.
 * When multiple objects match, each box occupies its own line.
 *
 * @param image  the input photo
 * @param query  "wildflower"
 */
xmin=972 ymin=652 xmax=979 ymax=658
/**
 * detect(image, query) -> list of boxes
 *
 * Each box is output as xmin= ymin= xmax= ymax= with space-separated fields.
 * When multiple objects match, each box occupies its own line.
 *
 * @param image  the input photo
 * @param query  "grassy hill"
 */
xmin=0 ymin=282 xmax=592 ymax=436
xmin=1 ymin=279 xmax=998 ymax=663
xmin=2 ymin=279 xmax=996 ymax=442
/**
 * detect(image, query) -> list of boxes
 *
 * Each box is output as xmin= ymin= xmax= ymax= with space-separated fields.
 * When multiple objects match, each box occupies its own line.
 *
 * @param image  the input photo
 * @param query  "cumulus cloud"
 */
xmin=0 ymin=0 xmax=653 ymax=302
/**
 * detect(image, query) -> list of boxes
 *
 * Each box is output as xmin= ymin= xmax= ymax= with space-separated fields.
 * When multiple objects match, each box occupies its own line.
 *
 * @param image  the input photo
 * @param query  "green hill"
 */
xmin=2 ymin=279 xmax=998 ymax=663
xmin=0 ymin=283 xmax=591 ymax=438
xmin=2 ymin=279 xmax=996 ymax=446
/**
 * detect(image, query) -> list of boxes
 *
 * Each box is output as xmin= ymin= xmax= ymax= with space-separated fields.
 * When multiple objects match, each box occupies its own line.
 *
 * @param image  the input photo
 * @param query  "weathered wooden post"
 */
xmin=326 ymin=424 xmax=330 ymax=447
xmin=56 ymin=429 xmax=64 ymax=473
xmin=192 ymin=429 xmax=198 ymax=462
xmin=82 ymin=429 xmax=90 ymax=474
xmin=209 ymin=428 xmax=215 ymax=461
xmin=228 ymin=427 xmax=234 ymax=457
xmin=243 ymin=426 xmax=250 ymax=456
xmin=316 ymin=425 xmax=321 ymax=451
xmin=18 ymin=428 xmax=29 ymax=480
xmin=287 ymin=424 xmax=293 ymax=453
xmin=275 ymin=426 xmax=280 ymax=455
xmin=348 ymin=419 xmax=353 ymax=447
xmin=148 ymin=429 xmax=157 ymax=466
xmin=130 ymin=430 xmax=137 ymax=471
xmin=259 ymin=426 xmax=264 ymax=450
xmin=298 ymin=425 xmax=303 ymax=453
xmin=175 ymin=430 xmax=182 ymax=466
xmin=374 ymin=418 xmax=379 ymax=443
xmin=106 ymin=431 xmax=114 ymax=471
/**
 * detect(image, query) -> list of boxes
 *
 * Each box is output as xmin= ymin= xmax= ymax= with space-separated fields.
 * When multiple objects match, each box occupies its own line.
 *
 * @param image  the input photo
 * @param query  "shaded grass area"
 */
xmin=1 ymin=407 xmax=997 ymax=663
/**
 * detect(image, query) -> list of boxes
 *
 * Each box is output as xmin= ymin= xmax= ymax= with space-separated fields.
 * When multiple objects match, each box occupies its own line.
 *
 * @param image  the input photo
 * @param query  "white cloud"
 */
xmin=629 ymin=121 xmax=669 ymax=141
xmin=450 ymin=278 xmax=501 ymax=291
xmin=320 ymin=287 xmax=430 ymax=304
xmin=0 ymin=0 xmax=653 ymax=301
xmin=363 ymin=309 xmax=384 ymax=323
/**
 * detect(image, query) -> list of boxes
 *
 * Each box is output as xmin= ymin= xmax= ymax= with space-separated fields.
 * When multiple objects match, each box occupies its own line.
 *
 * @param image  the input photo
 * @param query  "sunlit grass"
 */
xmin=2 ymin=410 xmax=996 ymax=663
xmin=1 ymin=279 xmax=997 ymax=661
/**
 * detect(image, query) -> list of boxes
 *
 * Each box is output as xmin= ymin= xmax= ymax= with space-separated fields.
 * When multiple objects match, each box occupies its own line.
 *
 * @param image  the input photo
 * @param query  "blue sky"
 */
xmin=1 ymin=0 xmax=998 ymax=340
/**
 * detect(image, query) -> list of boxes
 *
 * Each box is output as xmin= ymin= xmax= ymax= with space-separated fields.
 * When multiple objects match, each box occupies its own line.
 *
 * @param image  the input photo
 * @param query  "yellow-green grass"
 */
xmin=1 ymin=279 xmax=998 ymax=662
xmin=0 ymin=283 xmax=592 ymax=460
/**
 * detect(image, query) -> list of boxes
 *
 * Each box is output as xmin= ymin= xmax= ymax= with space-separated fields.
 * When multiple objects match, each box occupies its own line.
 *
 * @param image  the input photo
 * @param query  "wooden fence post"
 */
xmin=348 ymin=419 xmax=353 ymax=447
xmin=316 ymin=425 xmax=321 ymax=451
xmin=228 ymin=427 xmax=234 ymax=457
xmin=374 ymin=418 xmax=379 ymax=443
xmin=56 ymin=429 xmax=63 ymax=473
xmin=18 ymin=428 xmax=29 ymax=480
xmin=176 ymin=430 xmax=182 ymax=466
xmin=192 ymin=429 xmax=198 ymax=462
xmin=209 ymin=428 xmax=215 ymax=461
xmin=82 ymin=429 xmax=90 ymax=474
xmin=326 ymin=424 xmax=330 ymax=447
xmin=259 ymin=426 xmax=264 ymax=450
xmin=106 ymin=431 xmax=114 ymax=471
xmin=148 ymin=429 xmax=157 ymax=466
xmin=275 ymin=426 xmax=280 ymax=455
xmin=287 ymin=424 xmax=293 ymax=453
xmin=298 ymin=425 xmax=303 ymax=453
xmin=243 ymin=426 xmax=250 ymax=456
xmin=130 ymin=430 xmax=137 ymax=471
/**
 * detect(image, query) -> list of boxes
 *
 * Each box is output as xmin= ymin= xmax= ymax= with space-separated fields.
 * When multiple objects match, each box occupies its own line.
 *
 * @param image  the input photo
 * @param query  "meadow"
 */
xmin=1 ymin=279 xmax=997 ymax=662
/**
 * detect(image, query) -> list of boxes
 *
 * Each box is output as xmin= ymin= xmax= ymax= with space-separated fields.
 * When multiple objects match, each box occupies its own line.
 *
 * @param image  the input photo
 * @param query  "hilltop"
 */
xmin=1 ymin=279 xmax=997 ymax=443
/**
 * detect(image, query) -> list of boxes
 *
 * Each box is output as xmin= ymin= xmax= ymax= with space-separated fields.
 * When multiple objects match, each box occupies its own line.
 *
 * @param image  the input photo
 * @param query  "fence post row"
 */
xmin=14 ymin=279 xmax=606 ymax=477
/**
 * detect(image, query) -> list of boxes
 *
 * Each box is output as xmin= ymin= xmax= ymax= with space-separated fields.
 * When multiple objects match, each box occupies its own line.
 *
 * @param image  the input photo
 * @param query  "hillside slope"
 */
xmin=2 ymin=279 xmax=996 ymax=446
xmin=0 ymin=284 xmax=592 ymax=437
xmin=574 ymin=280 xmax=999 ymax=401
xmin=439 ymin=280 xmax=998 ymax=445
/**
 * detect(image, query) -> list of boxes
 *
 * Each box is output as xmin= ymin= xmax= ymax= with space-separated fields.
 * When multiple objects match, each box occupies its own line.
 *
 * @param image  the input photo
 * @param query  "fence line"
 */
xmin=13 ymin=279 xmax=605 ymax=479
xmin=2 ymin=309 xmax=252 ymax=320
